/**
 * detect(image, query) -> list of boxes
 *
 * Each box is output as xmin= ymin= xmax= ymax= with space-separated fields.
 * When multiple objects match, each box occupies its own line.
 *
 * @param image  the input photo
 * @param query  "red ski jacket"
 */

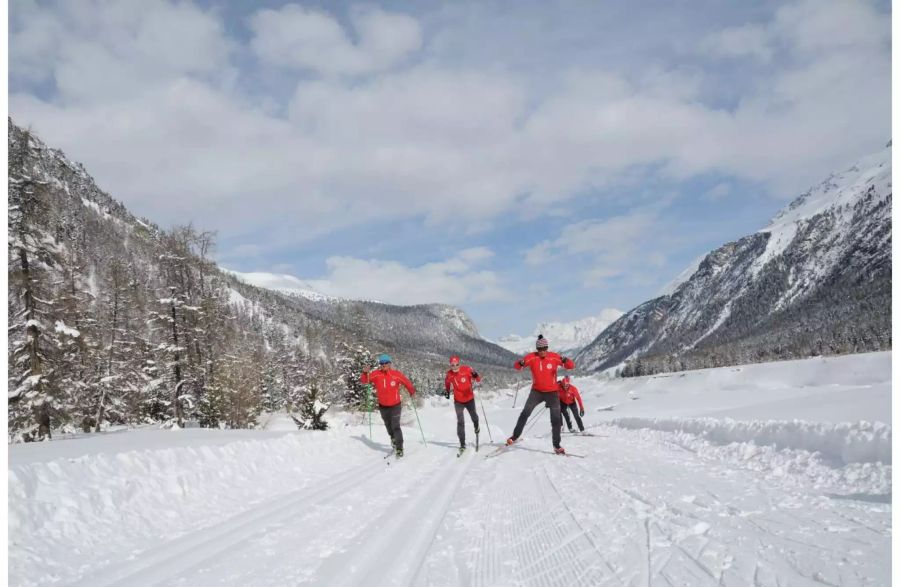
xmin=557 ymin=382 xmax=583 ymax=410
xmin=445 ymin=366 xmax=481 ymax=403
xmin=361 ymin=368 xmax=416 ymax=407
xmin=514 ymin=352 xmax=575 ymax=392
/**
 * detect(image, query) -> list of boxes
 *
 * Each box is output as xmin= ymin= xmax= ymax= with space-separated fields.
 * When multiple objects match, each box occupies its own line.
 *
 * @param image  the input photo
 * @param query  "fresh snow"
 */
xmin=8 ymin=351 xmax=891 ymax=586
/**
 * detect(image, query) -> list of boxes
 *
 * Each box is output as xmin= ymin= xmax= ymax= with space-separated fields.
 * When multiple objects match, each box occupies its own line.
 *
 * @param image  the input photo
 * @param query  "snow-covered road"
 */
xmin=8 ymin=352 xmax=892 ymax=586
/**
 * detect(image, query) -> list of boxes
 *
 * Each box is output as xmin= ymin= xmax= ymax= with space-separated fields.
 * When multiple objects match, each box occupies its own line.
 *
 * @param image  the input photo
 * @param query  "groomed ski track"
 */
xmin=9 ymin=354 xmax=893 ymax=587
xmin=47 ymin=421 xmax=888 ymax=586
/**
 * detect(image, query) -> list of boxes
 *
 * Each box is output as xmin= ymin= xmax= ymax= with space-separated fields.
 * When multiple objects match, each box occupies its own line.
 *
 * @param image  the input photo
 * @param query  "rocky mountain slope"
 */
xmin=576 ymin=143 xmax=892 ymax=374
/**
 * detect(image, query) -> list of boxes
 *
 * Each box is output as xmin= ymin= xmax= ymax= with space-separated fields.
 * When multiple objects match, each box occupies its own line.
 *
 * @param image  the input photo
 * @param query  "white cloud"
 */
xmin=229 ymin=247 xmax=510 ymax=306
xmin=11 ymin=0 xmax=232 ymax=102
xmin=525 ymin=207 xmax=671 ymax=288
xmin=7 ymin=0 xmax=891 ymax=261
xmin=699 ymin=24 xmax=773 ymax=62
xmin=704 ymin=182 xmax=732 ymax=201
xmin=249 ymin=5 xmax=421 ymax=76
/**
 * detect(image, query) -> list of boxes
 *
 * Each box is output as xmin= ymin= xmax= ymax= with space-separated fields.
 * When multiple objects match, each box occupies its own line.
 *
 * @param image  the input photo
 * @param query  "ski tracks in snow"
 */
xmin=60 ymin=423 xmax=890 ymax=586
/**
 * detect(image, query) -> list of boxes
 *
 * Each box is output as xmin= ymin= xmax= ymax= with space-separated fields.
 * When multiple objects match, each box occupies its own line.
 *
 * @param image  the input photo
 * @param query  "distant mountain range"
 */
xmin=496 ymin=309 xmax=624 ymax=356
xmin=576 ymin=142 xmax=892 ymax=375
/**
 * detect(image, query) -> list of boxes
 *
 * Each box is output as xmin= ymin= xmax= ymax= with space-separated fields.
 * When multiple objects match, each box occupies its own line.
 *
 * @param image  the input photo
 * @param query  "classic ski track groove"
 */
xmin=66 ymin=458 xmax=388 ymax=587
xmin=315 ymin=448 xmax=477 ymax=586
xmin=39 ymin=407 xmax=889 ymax=587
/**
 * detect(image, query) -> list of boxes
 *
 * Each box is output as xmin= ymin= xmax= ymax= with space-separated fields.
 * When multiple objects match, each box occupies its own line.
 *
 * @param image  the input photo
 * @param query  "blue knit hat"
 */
xmin=378 ymin=354 xmax=392 ymax=365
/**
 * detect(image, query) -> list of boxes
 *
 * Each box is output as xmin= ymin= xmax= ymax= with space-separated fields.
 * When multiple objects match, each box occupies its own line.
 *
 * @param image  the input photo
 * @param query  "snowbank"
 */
xmin=8 ymin=430 xmax=374 ymax=586
xmin=611 ymin=417 xmax=890 ymax=466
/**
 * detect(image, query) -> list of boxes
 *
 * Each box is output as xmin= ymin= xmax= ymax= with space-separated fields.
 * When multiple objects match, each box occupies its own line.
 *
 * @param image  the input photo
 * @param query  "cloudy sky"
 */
xmin=10 ymin=0 xmax=891 ymax=339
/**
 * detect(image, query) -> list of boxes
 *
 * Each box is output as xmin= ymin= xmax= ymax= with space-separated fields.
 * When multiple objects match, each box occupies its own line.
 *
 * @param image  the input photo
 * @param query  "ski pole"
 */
xmin=477 ymin=389 xmax=493 ymax=443
xmin=365 ymin=384 xmax=373 ymax=439
xmin=408 ymin=391 xmax=427 ymax=447
xmin=513 ymin=380 xmax=520 ymax=408
xmin=523 ymin=405 xmax=547 ymax=436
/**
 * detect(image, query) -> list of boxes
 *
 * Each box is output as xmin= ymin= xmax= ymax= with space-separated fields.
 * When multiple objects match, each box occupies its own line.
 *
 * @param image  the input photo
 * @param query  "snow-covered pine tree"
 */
xmin=8 ymin=145 xmax=65 ymax=440
xmin=294 ymin=378 xmax=329 ymax=431
xmin=337 ymin=342 xmax=374 ymax=411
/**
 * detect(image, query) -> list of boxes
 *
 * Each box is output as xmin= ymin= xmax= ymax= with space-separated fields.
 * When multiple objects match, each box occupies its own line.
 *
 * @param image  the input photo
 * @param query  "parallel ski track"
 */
xmin=314 ymin=447 xmax=478 ymax=586
xmin=66 ymin=458 xmax=389 ymax=587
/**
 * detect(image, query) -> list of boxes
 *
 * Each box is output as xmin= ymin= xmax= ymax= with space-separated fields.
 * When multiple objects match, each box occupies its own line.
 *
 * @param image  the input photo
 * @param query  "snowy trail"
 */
xmin=9 ymin=354 xmax=892 ymax=586
xmin=56 ymin=422 xmax=887 ymax=587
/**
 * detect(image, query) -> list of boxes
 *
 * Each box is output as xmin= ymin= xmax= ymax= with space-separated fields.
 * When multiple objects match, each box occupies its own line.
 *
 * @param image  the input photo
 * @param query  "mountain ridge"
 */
xmin=575 ymin=143 xmax=892 ymax=375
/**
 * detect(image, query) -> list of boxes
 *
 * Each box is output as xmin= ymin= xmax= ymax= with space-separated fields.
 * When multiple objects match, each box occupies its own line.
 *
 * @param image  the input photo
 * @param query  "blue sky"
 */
xmin=9 ymin=0 xmax=891 ymax=339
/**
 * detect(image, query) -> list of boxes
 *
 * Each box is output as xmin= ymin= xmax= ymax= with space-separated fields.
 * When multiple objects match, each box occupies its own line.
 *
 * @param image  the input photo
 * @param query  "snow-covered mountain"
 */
xmin=576 ymin=143 xmax=892 ymax=374
xmin=497 ymin=309 xmax=624 ymax=355
xmin=7 ymin=119 xmax=516 ymax=438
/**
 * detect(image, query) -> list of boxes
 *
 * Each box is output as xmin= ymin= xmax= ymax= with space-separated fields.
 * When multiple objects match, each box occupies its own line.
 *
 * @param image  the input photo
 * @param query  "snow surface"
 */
xmin=8 ymin=352 xmax=891 ymax=586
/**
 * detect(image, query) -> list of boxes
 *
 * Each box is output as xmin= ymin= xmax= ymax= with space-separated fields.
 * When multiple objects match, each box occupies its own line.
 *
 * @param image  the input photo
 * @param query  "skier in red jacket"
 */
xmin=361 ymin=354 xmax=416 ymax=457
xmin=444 ymin=355 xmax=481 ymax=454
xmin=507 ymin=335 xmax=575 ymax=454
xmin=557 ymin=376 xmax=585 ymax=433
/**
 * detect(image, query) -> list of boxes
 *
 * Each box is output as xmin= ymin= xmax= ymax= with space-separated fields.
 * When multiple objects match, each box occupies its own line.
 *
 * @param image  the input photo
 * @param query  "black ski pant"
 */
xmin=511 ymin=389 xmax=562 ymax=448
xmin=378 ymin=404 xmax=403 ymax=451
xmin=454 ymin=399 xmax=479 ymax=447
xmin=560 ymin=402 xmax=584 ymax=432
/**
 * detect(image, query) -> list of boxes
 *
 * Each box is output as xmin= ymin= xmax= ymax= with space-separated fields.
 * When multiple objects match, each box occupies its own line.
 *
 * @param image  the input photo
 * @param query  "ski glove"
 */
xmin=518 ymin=359 xmax=526 ymax=367
xmin=562 ymin=356 xmax=571 ymax=364
xmin=444 ymin=391 xmax=450 ymax=399
xmin=579 ymin=408 xmax=585 ymax=417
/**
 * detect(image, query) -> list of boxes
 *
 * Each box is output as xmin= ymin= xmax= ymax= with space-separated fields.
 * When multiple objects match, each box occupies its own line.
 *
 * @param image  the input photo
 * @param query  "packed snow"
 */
xmin=8 ymin=352 xmax=891 ymax=586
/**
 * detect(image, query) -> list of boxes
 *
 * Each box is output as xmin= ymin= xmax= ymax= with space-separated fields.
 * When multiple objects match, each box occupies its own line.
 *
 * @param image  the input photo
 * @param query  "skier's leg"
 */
xmin=455 ymin=401 xmax=466 ymax=447
xmin=547 ymin=394 xmax=563 ymax=448
xmin=466 ymin=400 xmax=479 ymax=432
xmin=511 ymin=390 xmax=543 ymax=439
xmin=390 ymin=405 xmax=404 ymax=451
xmin=573 ymin=406 xmax=585 ymax=432
xmin=378 ymin=406 xmax=394 ymax=445
xmin=560 ymin=403 xmax=573 ymax=430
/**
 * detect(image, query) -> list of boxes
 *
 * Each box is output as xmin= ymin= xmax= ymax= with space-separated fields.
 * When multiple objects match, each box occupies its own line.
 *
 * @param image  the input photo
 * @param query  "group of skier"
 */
xmin=359 ymin=334 xmax=583 ymax=457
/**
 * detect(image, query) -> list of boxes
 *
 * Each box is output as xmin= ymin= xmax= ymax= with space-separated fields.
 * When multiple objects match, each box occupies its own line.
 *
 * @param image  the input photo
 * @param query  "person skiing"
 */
xmin=557 ymin=376 xmax=585 ymax=433
xmin=507 ymin=335 xmax=575 ymax=454
xmin=361 ymin=354 xmax=416 ymax=457
xmin=444 ymin=355 xmax=481 ymax=455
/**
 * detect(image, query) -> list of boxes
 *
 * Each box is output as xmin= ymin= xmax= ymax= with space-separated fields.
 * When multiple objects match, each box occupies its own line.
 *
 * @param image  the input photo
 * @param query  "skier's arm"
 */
xmin=514 ymin=353 xmax=532 ymax=370
xmin=398 ymin=372 xmax=416 ymax=396
xmin=471 ymin=370 xmax=481 ymax=382
xmin=560 ymin=356 xmax=575 ymax=369
xmin=443 ymin=371 xmax=452 ymax=398
xmin=360 ymin=370 xmax=370 ymax=384
xmin=574 ymin=387 xmax=584 ymax=412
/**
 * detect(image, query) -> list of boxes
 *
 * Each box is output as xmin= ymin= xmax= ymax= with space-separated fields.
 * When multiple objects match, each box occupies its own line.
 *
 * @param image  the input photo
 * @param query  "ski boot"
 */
xmin=396 ymin=448 xmax=404 ymax=458
xmin=457 ymin=445 xmax=466 ymax=457
xmin=505 ymin=437 xmax=516 ymax=446
xmin=554 ymin=446 xmax=566 ymax=456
